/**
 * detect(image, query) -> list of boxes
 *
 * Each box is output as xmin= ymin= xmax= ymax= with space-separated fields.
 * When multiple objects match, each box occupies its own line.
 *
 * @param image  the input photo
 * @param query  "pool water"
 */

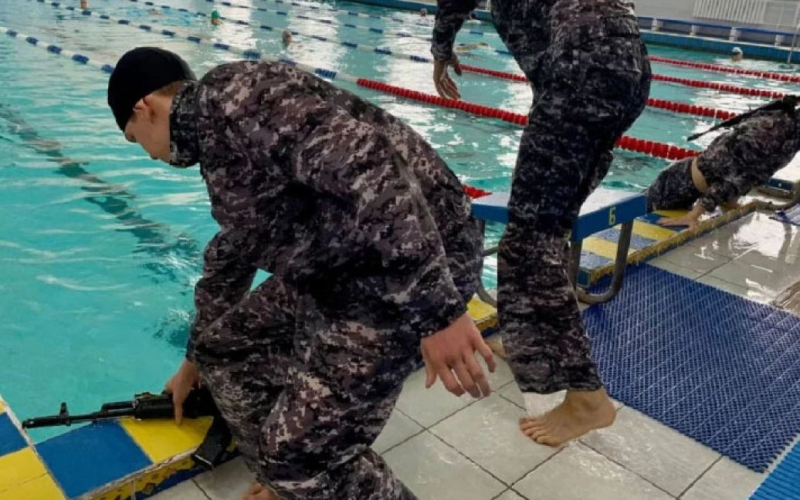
xmin=1 ymin=0 xmax=800 ymax=441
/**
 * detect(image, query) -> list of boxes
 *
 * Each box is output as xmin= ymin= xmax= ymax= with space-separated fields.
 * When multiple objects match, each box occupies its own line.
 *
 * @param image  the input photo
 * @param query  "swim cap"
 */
xmin=732 ymin=47 xmax=743 ymax=54
xmin=211 ymin=10 xmax=221 ymax=19
xmin=107 ymin=47 xmax=196 ymax=131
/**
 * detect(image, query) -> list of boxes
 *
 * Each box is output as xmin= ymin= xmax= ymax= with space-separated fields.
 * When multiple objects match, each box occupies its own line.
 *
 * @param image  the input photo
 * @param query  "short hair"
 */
xmin=154 ymin=80 xmax=187 ymax=97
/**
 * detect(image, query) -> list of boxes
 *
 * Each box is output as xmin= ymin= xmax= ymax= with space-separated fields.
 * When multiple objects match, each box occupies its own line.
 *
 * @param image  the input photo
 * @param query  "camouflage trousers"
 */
xmin=193 ymin=277 xmax=420 ymax=500
xmin=645 ymin=158 xmax=700 ymax=212
xmin=491 ymin=0 xmax=652 ymax=393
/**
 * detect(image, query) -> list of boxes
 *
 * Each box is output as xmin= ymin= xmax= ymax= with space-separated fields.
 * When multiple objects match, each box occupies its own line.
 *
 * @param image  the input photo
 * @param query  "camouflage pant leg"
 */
xmin=255 ymin=298 xmax=419 ymax=500
xmin=194 ymin=277 xmax=298 ymax=471
xmin=644 ymin=158 xmax=700 ymax=211
xmin=496 ymin=35 xmax=651 ymax=394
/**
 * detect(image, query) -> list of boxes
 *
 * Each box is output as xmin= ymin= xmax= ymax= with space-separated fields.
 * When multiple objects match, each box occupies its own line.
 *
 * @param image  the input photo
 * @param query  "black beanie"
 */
xmin=107 ymin=47 xmax=196 ymax=131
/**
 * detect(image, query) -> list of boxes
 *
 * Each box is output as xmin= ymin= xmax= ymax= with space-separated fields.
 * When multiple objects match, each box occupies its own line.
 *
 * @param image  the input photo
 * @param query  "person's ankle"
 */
xmin=565 ymin=389 xmax=610 ymax=411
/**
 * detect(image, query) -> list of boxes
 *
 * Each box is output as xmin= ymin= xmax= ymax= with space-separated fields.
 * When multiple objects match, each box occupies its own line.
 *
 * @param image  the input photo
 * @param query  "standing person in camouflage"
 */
xmin=107 ymin=47 xmax=496 ymax=500
xmin=431 ymin=0 xmax=651 ymax=446
xmin=648 ymin=96 xmax=800 ymax=228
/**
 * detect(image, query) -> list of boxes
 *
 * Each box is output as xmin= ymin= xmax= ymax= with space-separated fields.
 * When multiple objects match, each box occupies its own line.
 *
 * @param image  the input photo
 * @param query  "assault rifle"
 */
xmin=22 ymin=388 xmax=232 ymax=470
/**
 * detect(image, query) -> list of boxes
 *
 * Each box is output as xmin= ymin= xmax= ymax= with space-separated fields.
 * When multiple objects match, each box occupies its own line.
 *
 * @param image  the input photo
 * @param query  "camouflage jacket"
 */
xmin=169 ymin=61 xmax=480 ymax=359
xmin=698 ymin=109 xmax=800 ymax=212
xmin=431 ymin=0 xmax=639 ymax=62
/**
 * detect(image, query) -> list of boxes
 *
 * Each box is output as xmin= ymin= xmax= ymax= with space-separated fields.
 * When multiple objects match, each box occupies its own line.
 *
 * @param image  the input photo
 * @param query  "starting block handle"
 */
xmin=576 ymin=221 xmax=634 ymax=304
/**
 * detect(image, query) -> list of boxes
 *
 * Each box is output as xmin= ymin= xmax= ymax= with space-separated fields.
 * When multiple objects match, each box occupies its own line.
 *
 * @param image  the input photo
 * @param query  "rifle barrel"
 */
xmin=22 ymin=408 xmax=136 ymax=429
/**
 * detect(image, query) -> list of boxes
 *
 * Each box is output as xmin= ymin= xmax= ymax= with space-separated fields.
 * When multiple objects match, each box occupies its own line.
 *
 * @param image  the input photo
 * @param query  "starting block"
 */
xmin=471 ymin=188 xmax=647 ymax=304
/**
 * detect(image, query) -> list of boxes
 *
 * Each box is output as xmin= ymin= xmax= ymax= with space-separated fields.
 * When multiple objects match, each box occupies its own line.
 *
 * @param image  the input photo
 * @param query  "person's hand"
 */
xmin=433 ymin=55 xmax=462 ymax=100
xmin=657 ymin=210 xmax=702 ymax=230
xmin=421 ymin=312 xmax=495 ymax=398
xmin=164 ymin=359 xmax=200 ymax=424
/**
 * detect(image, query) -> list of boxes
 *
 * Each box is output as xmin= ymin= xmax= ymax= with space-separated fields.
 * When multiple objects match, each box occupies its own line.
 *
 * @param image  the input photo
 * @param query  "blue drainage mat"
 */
xmin=771 ymin=205 xmax=800 ymax=226
xmin=751 ymin=441 xmax=800 ymax=499
xmin=585 ymin=264 xmax=800 ymax=472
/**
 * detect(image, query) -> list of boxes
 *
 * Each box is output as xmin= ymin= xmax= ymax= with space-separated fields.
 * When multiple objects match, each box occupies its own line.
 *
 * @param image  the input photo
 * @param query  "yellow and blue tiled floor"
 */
xmin=0 ymin=390 xmax=217 ymax=499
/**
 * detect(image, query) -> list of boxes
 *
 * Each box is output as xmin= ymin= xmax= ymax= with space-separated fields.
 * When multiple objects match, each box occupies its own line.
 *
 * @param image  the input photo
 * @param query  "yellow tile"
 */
xmin=468 ymin=297 xmax=496 ymax=322
xmin=654 ymin=209 xmax=690 ymax=218
xmin=0 ymin=475 xmax=64 ymax=500
xmin=0 ymin=448 xmax=48 ymax=492
xmin=632 ymin=220 xmax=678 ymax=242
xmin=582 ymin=237 xmax=634 ymax=261
xmin=121 ymin=417 xmax=213 ymax=463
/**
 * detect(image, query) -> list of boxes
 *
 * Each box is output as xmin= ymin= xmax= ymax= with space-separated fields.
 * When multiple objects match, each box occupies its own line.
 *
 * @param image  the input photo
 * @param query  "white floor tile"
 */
xmin=431 ymin=394 xmax=558 ymax=485
xmin=498 ymin=381 xmax=525 ymax=408
xmin=383 ymin=432 xmax=506 ymax=500
xmin=656 ymin=245 xmax=731 ymax=275
xmin=194 ymin=457 xmax=255 ymax=500
xmin=648 ymin=258 xmax=704 ymax=280
xmin=513 ymin=444 xmax=673 ymax=500
xmin=705 ymin=260 xmax=782 ymax=301
xmin=396 ymin=356 xmax=514 ymax=428
xmin=372 ymin=409 xmax=423 ymax=454
xmin=148 ymin=480 xmax=208 ymax=500
xmin=690 ymin=212 xmax=800 ymax=262
xmin=581 ymin=407 xmax=719 ymax=496
xmin=681 ymin=458 xmax=764 ymax=500
xmin=493 ymin=489 xmax=527 ymax=500
xmin=498 ymin=383 xmax=623 ymax=412
xmin=684 ymin=214 xmax=759 ymax=258
xmin=696 ymin=274 xmax=754 ymax=299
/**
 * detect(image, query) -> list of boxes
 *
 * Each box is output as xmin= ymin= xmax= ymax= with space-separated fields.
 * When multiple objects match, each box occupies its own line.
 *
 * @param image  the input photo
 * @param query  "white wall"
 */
xmin=634 ymin=0 xmax=800 ymax=30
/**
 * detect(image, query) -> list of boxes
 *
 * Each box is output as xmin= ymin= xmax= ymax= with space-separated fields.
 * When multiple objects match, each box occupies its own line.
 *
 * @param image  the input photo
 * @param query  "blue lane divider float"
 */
xmin=177 ymin=0 xmax=509 ymax=55
xmin=255 ymin=0 xmax=501 ymax=38
xmin=213 ymin=0 xmax=435 ymax=44
xmin=50 ymin=0 xmax=520 ymax=84
xmin=0 ymin=26 xmax=114 ymax=73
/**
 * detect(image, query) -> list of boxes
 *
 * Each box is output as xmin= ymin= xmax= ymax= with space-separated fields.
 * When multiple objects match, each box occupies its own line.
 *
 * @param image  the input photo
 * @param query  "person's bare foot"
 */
xmin=519 ymin=389 xmax=616 ymax=447
xmin=243 ymin=482 xmax=278 ymax=500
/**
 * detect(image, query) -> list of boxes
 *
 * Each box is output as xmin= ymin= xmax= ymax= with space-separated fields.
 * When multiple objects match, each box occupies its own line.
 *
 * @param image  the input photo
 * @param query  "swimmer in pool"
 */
xmin=420 ymin=8 xmax=428 ymax=17
xmin=646 ymin=96 xmax=800 ymax=229
xmin=732 ymin=46 xmax=744 ymax=62
xmin=80 ymin=0 xmax=88 ymax=9
xmin=282 ymin=29 xmax=293 ymax=46
xmin=454 ymin=41 xmax=490 ymax=57
xmin=210 ymin=10 xmax=221 ymax=26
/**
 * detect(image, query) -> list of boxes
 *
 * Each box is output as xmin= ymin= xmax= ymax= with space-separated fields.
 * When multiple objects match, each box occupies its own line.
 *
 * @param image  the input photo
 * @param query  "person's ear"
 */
xmin=140 ymin=96 xmax=161 ymax=123
xmin=131 ymin=99 xmax=147 ymax=121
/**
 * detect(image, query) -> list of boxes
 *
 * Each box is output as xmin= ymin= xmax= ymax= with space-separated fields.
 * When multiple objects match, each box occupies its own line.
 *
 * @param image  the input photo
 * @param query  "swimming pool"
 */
xmin=2 ymin=0 xmax=800 ymax=442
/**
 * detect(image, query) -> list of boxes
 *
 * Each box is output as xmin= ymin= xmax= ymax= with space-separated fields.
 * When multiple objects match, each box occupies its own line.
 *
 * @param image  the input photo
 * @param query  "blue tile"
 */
xmin=579 ymin=251 xmax=612 ymax=271
xmin=36 ymin=421 xmax=151 ymax=498
xmin=0 ymin=414 xmax=27 ymax=456
xmin=592 ymin=227 xmax=658 ymax=250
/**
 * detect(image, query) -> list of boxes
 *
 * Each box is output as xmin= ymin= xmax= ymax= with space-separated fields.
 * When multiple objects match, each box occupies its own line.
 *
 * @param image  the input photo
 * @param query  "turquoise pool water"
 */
xmin=2 ymin=0 xmax=800 ymax=441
